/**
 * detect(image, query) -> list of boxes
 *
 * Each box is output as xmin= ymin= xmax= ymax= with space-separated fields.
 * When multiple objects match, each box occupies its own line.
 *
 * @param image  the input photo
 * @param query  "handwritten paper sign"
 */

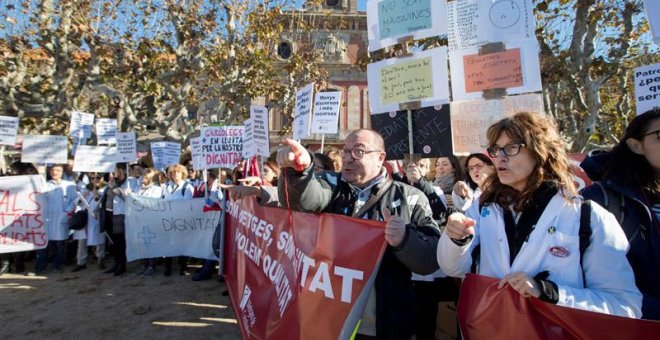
xmin=0 ymin=116 xmax=19 ymax=146
xmin=69 ymin=111 xmax=95 ymax=138
xmin=634 ymin=63 xmax=660 ymax=115
xmin=311 ymin=92 xmax=342 ymax=134
xmin=450 ymin=93 xmax=544 ymax=155
xmin=115 ymin=132 xmax=137 ymax=162
xmin=367 ymin=0 xmax=447 ymax=51
xmin=242 ymin=118 xmax=255 ymax=158
xmin=96 ymin=118 xmax=117 ymax=145
xmin=201 ymin=126 xmax=243 ymax=169
xmin=21 ymin=135 xmax=68 ymax=164
xmin=250 ymin=106 xmax=271 ymax=157
xmin=371 ymin=105 xmax=453 ymax=160
xmin=449 ymin=40 xmax=541 ymax=101
xmin=367 ymin=47 xmax=450 ymax=114
xmin=190 ymin=137 xmax=205 ymax=171
xmin=645 ymin=0 xmax=660 ymax=43
xmin=73 ymin=145 xmax=118 ymax=173
xmin=447 ymin=0 xmax=535 ymax=51
xmin=293 ymin=83 xmax=314 ymax=140
xmin=0 ymin=175 xmax=46 ymax=254
xmin=151 ymin=142 xmax=181 ymax=170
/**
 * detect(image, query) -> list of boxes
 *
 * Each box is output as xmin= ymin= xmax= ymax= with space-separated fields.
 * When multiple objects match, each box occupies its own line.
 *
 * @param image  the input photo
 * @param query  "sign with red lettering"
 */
xmin=224 ymin=198 xmax=387 ymax=339
xmin=0 ymin=175 xmax=46 ymax=254
xmin=201 ymin=126 xmax=244 ymax=169
xmin=463 ymin=48 xmax=523 ymax=93
xmin=457 ymin=274 xmax=660 ymax=339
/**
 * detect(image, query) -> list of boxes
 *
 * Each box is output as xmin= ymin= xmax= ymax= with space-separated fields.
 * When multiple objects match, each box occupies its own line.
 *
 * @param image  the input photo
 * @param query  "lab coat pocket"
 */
xmin=541 ymin=231 xmax=580 ymax=283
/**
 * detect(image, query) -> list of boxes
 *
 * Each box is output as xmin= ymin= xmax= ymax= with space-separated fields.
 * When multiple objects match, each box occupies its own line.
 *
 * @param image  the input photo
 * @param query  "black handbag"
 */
xmin=69 ymin=210 xmax=88 ymax=230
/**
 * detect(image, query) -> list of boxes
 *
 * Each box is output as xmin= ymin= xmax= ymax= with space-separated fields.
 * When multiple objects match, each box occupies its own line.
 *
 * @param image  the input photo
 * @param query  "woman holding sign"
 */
xmin=437 ymin=112 xmax=642 ymax=318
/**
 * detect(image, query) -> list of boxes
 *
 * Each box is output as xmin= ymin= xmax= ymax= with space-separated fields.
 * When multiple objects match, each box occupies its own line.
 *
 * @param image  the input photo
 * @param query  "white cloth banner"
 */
xmin=0 ymin=116 xmax=19 ymax=146
xmin=21 ymin=135 xmax=69 ymax=164
xmin=0 ymin=175 xmax=46 ymax=253
xmin=125 ymin=195 xmax=221 ymax=261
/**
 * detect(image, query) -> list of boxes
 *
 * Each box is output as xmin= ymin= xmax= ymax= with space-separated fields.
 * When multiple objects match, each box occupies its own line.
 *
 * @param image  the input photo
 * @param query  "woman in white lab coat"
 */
xmin=437 ymin=112 xmax=642 ymax=318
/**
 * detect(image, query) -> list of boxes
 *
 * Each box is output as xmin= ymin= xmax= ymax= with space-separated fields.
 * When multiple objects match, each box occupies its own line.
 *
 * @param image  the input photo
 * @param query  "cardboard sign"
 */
xmin=645 ymin=0 xmax=660 ymax=43
xmin=371 ymin=105 xmax=453 ymax=160
xmin=190 ymin=137 xmax=205 ymax=171
xmin=0 ymin=116 xmax=19 ymax=146
xmin=634 ymin=63 xmax=660 ymax=115
xmin=125 ymin=196 xmax=221 ymax=261
xmin=224 ymin=198 xmax=387 ymax=339
xmin=72 ymin=145 xmax=117 ymax=173
xmin=367 ymin=0 xmax=447 ymax=51
xmin=242 ymin=118 xmax=255 ymax=159
xmin=151 ymin=142 xmax=181 ymax=170
xmin=21 ymin=135 xmax=68 ymax=164
xmin=447 ymin=0 xmax=535 ymax=51
xmin=367 ymin=47 xmax=450 ymax=114
xmin=311 ymin=92 xmax=342 ymax=134
xmin=449 ymin=40 xmax=542 ymax=101
xmin=115 ymin=131 xmax=137 ymax=163
xmin=250 ymin=106 xmax=271 ymax=157
xmin=69 ymin=111 xmax=95 ymax=138
xmin=293 ymin=83 xmax=314 ymax=140
xmin=95 ymin=118 xmax=118 ymax=145
xmin=463 ymin=48 xmax=523 ymax=93
xmin=201 ymin=126 xmax=243 ymax=169
xmin=450 ymin=93 xmax=544 ymax=155
xmin=0 ymin=175 xmax=46 ymax=254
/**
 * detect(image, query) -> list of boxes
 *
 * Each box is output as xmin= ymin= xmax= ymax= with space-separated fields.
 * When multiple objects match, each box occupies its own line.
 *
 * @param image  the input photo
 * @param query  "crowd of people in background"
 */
xmin=0 ymin=109 xmax=658 ymax=339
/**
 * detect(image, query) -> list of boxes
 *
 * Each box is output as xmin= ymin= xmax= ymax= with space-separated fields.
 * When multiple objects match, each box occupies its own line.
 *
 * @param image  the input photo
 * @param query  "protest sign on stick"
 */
xmin=21 ymin=135 xmax=68 ymax=164
xmin=0 ymin=116 xmax=19 ymax=146
xmin=311 ymin=91 xmax=342 ymax=151
xmin=293 ymin=83 xmax=315 ymax=141
xmin=242 ymin=118 xmax=255 ymax=159
xmin=645 ymin=0 xmax=660 ymax=43
xmin=151 ymin=142 xmax=181 ymax=170
xmin=201 ymin=126 xmax=244 ymax=169
xmin=73 ymin=145 xmax=118 ymax=173
xmin=367 ymin=0 xmax=447 ymax=51
xmin=115 ymin=132 xmax=137 ymax=163
xmin=634 ymin=63 xmax=660 ymax=115
xmin=0 ymin=175 xmax=45 ymax=254
xmin=69 ymin=111 xmax=95 ymax=138
xmin=250 ymin=106 xmax=271 ymax=157
xmin=96 ymin=118 xmax=118 ymax=145
xmin=190 ymin=137 xmax=206 ymax=171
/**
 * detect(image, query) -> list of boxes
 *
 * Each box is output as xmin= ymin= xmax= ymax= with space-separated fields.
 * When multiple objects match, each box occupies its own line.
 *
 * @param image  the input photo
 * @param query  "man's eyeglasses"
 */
xmin=341 ymin=148 xmax=381 ymax=160
xmin=644 ymin=129 xmax=660 ymax=139
xmin=486 ymin=143 xmax=526 ymax=158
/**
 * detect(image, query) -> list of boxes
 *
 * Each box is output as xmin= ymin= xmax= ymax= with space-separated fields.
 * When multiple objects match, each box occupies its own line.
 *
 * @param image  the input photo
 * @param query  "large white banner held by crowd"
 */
xmin=125 ymin=195 xmax=221 ymax=262
xmin=0 ymin=175 xmax=45 ymax=254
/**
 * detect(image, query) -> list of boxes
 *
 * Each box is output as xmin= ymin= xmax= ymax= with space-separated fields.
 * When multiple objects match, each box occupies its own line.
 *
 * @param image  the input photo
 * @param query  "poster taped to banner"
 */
xmin=0 ymin=175 xmax=45 ymax=253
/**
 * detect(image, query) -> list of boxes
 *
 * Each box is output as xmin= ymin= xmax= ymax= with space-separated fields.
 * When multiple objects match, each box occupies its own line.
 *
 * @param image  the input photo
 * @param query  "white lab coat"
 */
xmin=72 ymin=190 xmax=104 ymax=245
xmin=163 ymin=181 xmax=194 ymax=201
xmin=43 ymin=179 xmax=77 ymax=241
xmin=437 ymin=193 xmax=642 ymax=318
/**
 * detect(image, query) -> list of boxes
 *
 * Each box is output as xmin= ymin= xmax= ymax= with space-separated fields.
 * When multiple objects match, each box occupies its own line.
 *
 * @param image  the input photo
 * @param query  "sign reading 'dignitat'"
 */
xmin=201 ymin=126 xmax=243 ymax=169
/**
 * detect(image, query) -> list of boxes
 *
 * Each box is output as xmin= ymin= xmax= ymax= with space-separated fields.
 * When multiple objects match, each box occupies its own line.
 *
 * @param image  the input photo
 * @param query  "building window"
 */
xmin=325 ymin=0 xmax=340 ymax=7
xmin=277 ymin=40 xmax=293 ymax=60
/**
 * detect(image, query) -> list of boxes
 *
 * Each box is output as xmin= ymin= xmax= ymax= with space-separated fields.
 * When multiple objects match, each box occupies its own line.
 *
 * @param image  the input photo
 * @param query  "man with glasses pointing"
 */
xmin=277 ymin=129 xmax=441 ymax=339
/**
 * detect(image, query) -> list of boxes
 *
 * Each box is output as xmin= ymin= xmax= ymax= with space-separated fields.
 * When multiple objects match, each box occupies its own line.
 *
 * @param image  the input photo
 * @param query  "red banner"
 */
xmin=457 ymin=274 xmax=660 ymax=339
xmin=223 ymin=198 xmax=387 ymax=339
xmin=568 ymin=153 xmax=592 ymax=191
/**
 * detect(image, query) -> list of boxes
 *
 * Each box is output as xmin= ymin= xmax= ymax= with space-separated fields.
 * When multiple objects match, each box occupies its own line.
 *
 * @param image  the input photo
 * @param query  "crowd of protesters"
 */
xmin=1 ymin=109 xmax=658 ymax=339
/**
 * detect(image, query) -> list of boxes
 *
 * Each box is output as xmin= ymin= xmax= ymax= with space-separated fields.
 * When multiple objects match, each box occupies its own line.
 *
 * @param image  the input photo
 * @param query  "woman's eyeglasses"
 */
xmin=486 ymin=143 xmax=526 ymax=158
xmin=644 ymin=129 xmax=660 ymax=140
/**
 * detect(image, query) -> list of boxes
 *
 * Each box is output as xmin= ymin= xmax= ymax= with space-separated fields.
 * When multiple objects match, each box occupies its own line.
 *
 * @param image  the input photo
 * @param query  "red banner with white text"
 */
xmin=223 ymin=198 xmax=387 ymax=339
xmin=457 ymin=274 xmax=660 ymax=339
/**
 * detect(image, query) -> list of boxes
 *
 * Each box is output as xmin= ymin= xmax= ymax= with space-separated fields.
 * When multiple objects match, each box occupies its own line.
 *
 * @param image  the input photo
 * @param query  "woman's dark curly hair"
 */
xmin=463 ymin=153 xmax=494 ymax=190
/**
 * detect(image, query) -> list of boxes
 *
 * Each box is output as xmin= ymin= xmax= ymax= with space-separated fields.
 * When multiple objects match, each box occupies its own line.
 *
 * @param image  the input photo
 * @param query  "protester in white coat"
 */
xmin=71 ymin=181 xmax=105 ymax=272
xmin=437 ymin=112 xmax=642 ymax=318
xmin=34 ymin=164 xmax=77 ymax=274
xmin=132 ymin=168 xmax=164 ymax=276
xmin=162 ymin=164 xmax=194 ymax=276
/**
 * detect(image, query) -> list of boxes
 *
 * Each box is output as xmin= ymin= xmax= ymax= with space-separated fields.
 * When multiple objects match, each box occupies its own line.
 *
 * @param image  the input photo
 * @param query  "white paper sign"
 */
xmin=96 ymin=118 xmax=118 ymax=145
xmin=72 ymin=145 xmax=118 ymax=173
xmin=449 ymin=39 xmax=542 ymax=102
xmin=450 ymin=93 xmax=544 ymax=155
xmin=447 ymin=0 xmax=536 ymax=51
xmin=367 ymin=0 xmax=448 ymax=52
xmin=645 ymin=0 xmax=660 ymax=43
xmin=151 ymin=142 xmax=181 ymax=170
xmin=250 ymin=106 xmax=270 ymax=157
xmin=367 ymin=47 xmax=450 ymax=114
xmin=311 ymin=91 xmax=342 ymax=134
xmin=0 ymin=175 xmax=46 ymax=254
xmin=21 ymin=135 xmax=68 ymax=164
xmin=71 ymin=137 xmax=87 ymax=157
xmin=125 ymin=196 xmax=221 ymax=261
xmin=634 ymin=63 xmax=660 ymax=115
xmin=115 ymin=132 xmax=137 ymax=162
xmin=201 ymin=126 xmax=243 ymax=169
xmin=293 ymin=83 xmax=315 ymax=140
xmin=0 ymin=116 xmax=19 ymax=146
xmin=190 ymin=137 xmax=205 ymax=171
xmin=242 ymin=118 xmax=255 ymax=158
xmin=69 ymin=111 xmax=95 ymax=138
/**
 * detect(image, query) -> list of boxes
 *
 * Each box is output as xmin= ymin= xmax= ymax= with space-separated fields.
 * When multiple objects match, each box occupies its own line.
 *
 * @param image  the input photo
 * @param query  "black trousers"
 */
xmin=413 ymin=277 xmax=461 ymax=340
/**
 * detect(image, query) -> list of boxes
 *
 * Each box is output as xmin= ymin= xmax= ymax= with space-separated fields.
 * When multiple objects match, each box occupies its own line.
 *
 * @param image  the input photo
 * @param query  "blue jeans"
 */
xmin=35 ymin=240 xmax=65 ymax=271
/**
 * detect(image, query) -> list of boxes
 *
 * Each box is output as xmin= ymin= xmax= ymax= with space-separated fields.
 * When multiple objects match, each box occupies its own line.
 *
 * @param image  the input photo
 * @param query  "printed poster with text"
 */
xmin=0 ymin=175 xmax=45 ymax=254
xmin=224 ymin=198 xmax=387 ymax=339
xmin=21 ymin=135 xmax=69 ymax=164
xmin=634 ymin=63 xmax=660 ymax=115
xmin=293 ymin=83 xmax=314 ymax=141
xmin=311 ymin=92 xmax=342 ymax=134
xmin=0 ymin=116 xmax=19 ymax=146
xmin=250 ymin=106 xmax=271 ymax=157
xmin=201 ymin=126 xmax=244 ymax=169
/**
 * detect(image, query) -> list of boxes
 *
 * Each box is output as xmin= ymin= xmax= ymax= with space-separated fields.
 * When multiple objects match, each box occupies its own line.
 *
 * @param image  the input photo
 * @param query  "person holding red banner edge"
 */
xmin=277 ymin=129 xmax=441 ymax=339
xmin=438 ymin=112 xmax=642 ymax=319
